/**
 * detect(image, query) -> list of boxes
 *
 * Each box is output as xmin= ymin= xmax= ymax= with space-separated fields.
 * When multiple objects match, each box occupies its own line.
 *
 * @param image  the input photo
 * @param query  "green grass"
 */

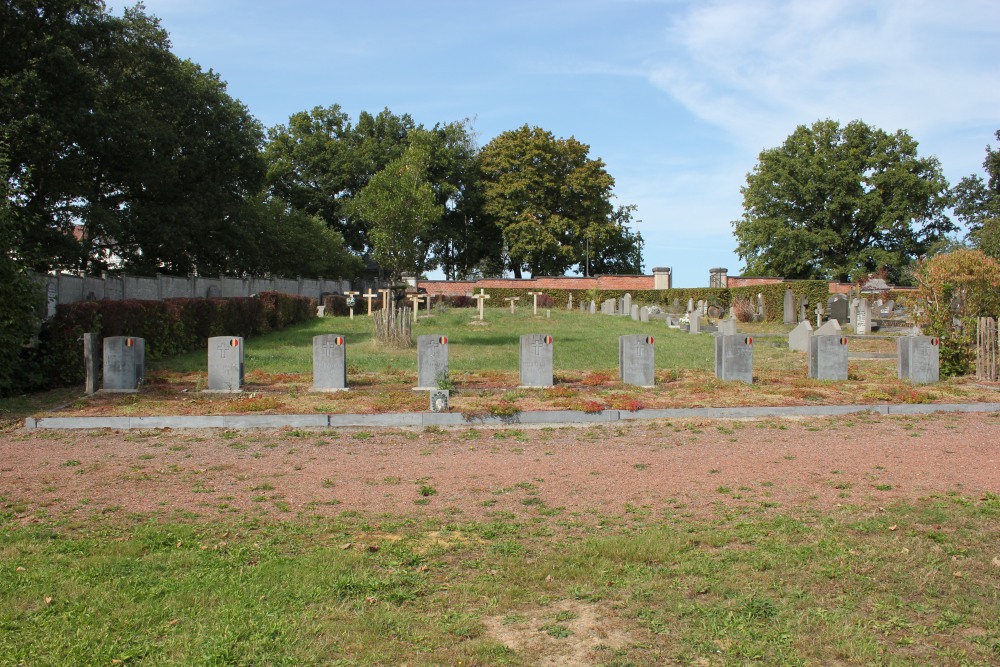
xmin=150 ymin=308 xmax=720 ymax=375
xmin=1 ymin=495 xmax=998 ymax=665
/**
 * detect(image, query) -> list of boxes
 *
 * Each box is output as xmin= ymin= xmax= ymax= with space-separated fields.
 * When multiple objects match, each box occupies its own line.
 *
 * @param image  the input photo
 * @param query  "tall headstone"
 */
xmin=84 ymin=332 xmax=100 ymax=395
xmin=809 ymin=335 xmax=849 ymax=381
xmin=828 ymin=295 xmax=848 ymax=325
xmin=898 ymin=336 xmax=940 ymax=384
xmin=313 ymin=334 xmax=348 ymax=391
xmin=416 ymin=334 xmax=449 ymax=390
xmin=687 ymin=297 xmax=695 ymax=313
xmin=208 ymin=336 xmax=243 ymax=392
xmin=102 ymin=336 xmax=144 ymax=392
xmin=520 ymin=334 xmax=554 ymax=387
xmin=567 ymin=293 xmax=573 ymax=310
xmin=788 ymin=320 xmax=813 ymax=352
xmin=619 ymin=335 xmax=655 ymax=387
xmin=589 ymin=300 xmax=596 ymax=314
xmin=756 ymin=293 xmax=765 ymax=321
xmin=714 ymin=335 xmax=754 ymax=383
xmin=630 ymin=304 xmax=640 ymax=321
xmin=783 ymin=289 xmax=796 ymax=325
xmin=717 ymin=316 xmax=737 ymax=336
xmin=799 ymin=296 xmax=808 ymax=323
xmin=622 ymin=293 xmax=632 ymax=315
xmin=855 ymin=298 xmax=871 ymax=335
xmin=639 ymin=306 xmax=650 ymax=323
xmin=688 ymin=311 xmax=701 ymax=335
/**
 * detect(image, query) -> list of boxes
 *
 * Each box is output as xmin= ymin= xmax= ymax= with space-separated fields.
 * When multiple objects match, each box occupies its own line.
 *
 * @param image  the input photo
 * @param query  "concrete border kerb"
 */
xmin=23 ymin=402 xmax=1000 ymax=430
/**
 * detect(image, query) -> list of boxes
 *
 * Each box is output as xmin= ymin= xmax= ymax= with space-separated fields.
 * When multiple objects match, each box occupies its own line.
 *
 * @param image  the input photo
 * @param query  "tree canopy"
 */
xmin=478 ymin=125 xmax=640 ymax=278
xmin=953 ymin=130 xmax=1000 ymax=259
xmin=733 ymin=119 xmax=953 ymax=284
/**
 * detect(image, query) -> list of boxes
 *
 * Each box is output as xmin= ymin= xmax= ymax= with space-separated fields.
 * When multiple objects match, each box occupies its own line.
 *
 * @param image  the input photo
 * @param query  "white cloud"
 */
xmin=648 ymin=0 xmax=1000 ymax=148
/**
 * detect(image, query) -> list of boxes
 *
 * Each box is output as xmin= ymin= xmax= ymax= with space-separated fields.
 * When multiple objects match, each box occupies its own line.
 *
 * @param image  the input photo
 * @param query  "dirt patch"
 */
xmin=482 ymin=600 xmax=632 ymax=666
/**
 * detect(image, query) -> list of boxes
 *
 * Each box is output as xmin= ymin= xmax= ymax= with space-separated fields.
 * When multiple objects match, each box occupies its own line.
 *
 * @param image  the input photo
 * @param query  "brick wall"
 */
xmin=727 ymin=276 xmax=855 ymax=295
xmin=418 ymin=275 xmax=655 ymax=295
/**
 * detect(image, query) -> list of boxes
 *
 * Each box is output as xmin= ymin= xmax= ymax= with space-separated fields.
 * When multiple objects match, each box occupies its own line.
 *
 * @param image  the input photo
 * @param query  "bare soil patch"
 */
xmin=3 ymin=411 xmax=998 ymax=523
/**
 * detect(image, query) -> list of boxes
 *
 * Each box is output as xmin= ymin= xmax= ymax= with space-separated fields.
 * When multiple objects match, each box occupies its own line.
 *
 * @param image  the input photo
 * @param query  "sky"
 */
xmin=108 ymin=0 xmax=1000 ymax=287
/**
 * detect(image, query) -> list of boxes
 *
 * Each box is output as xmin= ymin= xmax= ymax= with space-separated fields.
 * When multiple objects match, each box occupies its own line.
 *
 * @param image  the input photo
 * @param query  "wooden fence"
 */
xmin=977 ymin=317 xmax=998 ymax=381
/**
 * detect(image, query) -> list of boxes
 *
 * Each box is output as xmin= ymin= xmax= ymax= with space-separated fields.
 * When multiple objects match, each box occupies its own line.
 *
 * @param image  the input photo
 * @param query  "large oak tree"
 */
xmin=733 ymin=119 xmax=953 ymax=284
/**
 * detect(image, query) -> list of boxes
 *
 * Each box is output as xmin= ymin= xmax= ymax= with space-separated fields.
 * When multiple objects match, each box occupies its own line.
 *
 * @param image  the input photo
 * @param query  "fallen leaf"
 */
xmin=44 ymin=596 xmax=53 ymax=605
xmin=15 ymin=566 xmax=25 ymax=572
xmin=545 ymin=575 xmax=553 ymax=582
xmin=889 ymin=525 xmax=898 ymax=531
xmin=340 ymin=543 xmax=352 ymax=550
xmin=168 ymin=619 xmax=179 ymax=626
xmin=953 ymin=571 xmax=964 ymax=578
xmin=367 ymin=544 xmax=379 ymax=553
xmin=992 ymin=557 xmax=1000 ymax=568
xmin=365 ymin=596 xmax=377 ymax=605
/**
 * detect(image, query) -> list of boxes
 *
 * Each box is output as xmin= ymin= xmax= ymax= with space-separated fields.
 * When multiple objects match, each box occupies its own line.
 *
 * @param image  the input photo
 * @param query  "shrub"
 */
xmin=536 ymin=294 xmax=555 ymax=308
xmin=446 ymin=295 xmax=476 ymax=309
xmin=731 ymin=297 xmax=756 ymax=322
xmin=914 ymin=249 xmax=1000 ymax=376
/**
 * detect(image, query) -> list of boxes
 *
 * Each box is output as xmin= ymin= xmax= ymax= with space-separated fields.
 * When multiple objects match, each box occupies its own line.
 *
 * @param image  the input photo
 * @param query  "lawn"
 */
xmin=2 ymin=494 xmax=998 ymax=665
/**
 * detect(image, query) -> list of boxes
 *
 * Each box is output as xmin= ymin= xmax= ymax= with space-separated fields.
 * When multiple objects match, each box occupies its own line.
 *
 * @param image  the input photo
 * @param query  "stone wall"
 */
xmin=35 ymin=271 xmax=353 ymax=319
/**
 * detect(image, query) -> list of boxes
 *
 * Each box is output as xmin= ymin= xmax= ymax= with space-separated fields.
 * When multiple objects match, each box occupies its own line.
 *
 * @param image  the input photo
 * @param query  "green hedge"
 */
xmin=31 ymin=292 xmax=315 ymax=389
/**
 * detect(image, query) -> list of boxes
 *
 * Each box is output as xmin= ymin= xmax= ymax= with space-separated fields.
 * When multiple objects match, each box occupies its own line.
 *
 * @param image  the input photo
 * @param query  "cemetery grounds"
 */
xmin=1 ymin=308 xmax=999 ymax=665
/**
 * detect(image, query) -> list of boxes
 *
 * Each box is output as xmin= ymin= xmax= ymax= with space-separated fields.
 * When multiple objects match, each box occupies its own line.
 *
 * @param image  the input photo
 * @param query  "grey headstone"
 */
xmin=799 ymin=296 xmax=808 ymax=323
xmin=717 ymin=316 xmax=737 ymax=336
xmin=783 ymin=289 xmax=796 ymax=324
xmin=788 ymin=320 xmax=813 ymax=352
xmin=855 ymin=298 xmax=871 ymax=335
xmin=639 ymin=306 xmax=650 ymax=322
xmin=666 ymin=314 xmax=680 ymax=329
xmin=848 ymin=298 xmax=858 ymax=325
xmin=630 ymin=304 xmax=640 ymax=321
xmin=688 ymin=311 xmax=701 ymax=335
xmin=619 ymin=335 xmax=655 ymax=387
xmin=102 ymin=336 xmax=144 ymax=392
xmin=623 ymin=293 xmax=632 ymax=314
xmin=809 ymin=334 xmax=849 ymax=381
xmin=84 ymin=332 xmax=100 ymax=395
xmin=589 ymin=300 xmax=596 ymax=314
xmin=416 ymin=334 xmax=449 ymax=389
xmin=520 ymin=334 xmax=554 ymax=387
xmin=714 ymin=334 xmax=754 ymax=383
xmin=898 ymin=336 xmax=940 ymax=384
xmin=815 ymin=319 xmax=842 ymax=336
xmin=687 ymin=298 xmax=694 ymax=312
xmin=208 ymin=336 xmax=244 ymax=392
xmin=313 ymin=334 xmax=348 ymax=391
xmin=828 ymin=295 xmax=848 ymax=325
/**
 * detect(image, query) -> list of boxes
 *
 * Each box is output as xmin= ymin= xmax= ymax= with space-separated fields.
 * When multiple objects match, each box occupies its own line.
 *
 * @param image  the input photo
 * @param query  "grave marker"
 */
xmin=519 ymin=334 xmax=553 ymax=387
xmin=630 ymin=304 xmax=640 ymax=321
xmin=619 ymin=335 xmax=655 ymax=387
xmin=313 ymin=334 xmax=348 ymax=391
xmin=84 ymin=332 xmax=100 ymax=395
xmin=714 ymin=335 xmax=754 ymax=383
xmin=102 ymin=336 xmax=144 ymax=392
xmin=408 ymin=293 xmax=423 ymax=321
xmin=828 ymin=295 xmax=848 ymax=325
xmin=528 ymin=291 xmax=544 ymax=315
xmin=472 ymin=289 xmax=491 ymax=321
xmin=416 ymin=334 xmax=449 ymax=390
xmin=815 ymin=319 xmax=842 ymax=336
xmin=809 ymin=335 xmax=849 ymax=380
xmin=717 ymin=316 xmax=737 ymax=336
xmin=363 ymin=289 xmax=378 ymax=315
xmin=623 ymin=293 xmax=632 ymax=315
xmin=639 ymin=306 xmax=650 ymax=323
xmin=855 ymin=298 xmax=871 ymax=335
xmin=208 ymin=336 xmax=244 ymax=392
xmin=505 ymin=297 xmax=520 ymax=313
xmin=783 ymin=289 xmax=796 ymax=324
xmin=898 ymin=336 xmax=940 ymax=384
xmin=378 ymin=288 xmax=391 ymax=310
xmin=788 ymin=320 xmax=813 ymax=352
xmin=688 ymin=311 xmax=701 ymax=335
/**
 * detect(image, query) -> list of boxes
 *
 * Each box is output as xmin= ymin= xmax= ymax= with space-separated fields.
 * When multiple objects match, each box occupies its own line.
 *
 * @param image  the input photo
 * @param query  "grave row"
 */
xmin=95 ymin=331 xmax=941 ymax=395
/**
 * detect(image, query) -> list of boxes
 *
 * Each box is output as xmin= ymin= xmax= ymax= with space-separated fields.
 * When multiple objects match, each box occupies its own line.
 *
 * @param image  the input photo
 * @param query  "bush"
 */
xmin=914 ymin=249 xmax=1000 ymax=376
xmin=446 ymin=295 xmax=476 ymax=309
xmin=33 ymin=292 xmax=315 ymax=390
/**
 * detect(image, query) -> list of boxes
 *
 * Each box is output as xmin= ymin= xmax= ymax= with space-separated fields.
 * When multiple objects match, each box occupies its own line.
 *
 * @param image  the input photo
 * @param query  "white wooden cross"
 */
xmin=378 ymin=288 xmax=391 ymax=310
xmin=472 ymin=289 xmax=491 ymax=321
xmin=505 ymin=297 xmax=520 ymax=314
xmin=528 ymin=291 xmax=543 ymax=315
xmin=408 ymin=293 xmax=422 ymax=321
xmin=363 ymin=288 xmax=378 ymax=315
xmin=344 ymin=291 xmax=359 ymax=320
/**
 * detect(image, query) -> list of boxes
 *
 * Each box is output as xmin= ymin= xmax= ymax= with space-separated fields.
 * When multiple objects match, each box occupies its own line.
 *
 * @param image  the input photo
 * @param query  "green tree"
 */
xmin=264 ymin=106 xmax=416 ymax=255
xmin=347 ymin=144 xmax=444 ymax=283
xmin=733 ymin=119 xmax=953 ymax=284
xmin=954 ymin=130 xmax=1000 ymax=256
xmin=479 ymin=125 xmax=638 ymax=278
xmin=1 ymin=1 xmax=266 ymax=275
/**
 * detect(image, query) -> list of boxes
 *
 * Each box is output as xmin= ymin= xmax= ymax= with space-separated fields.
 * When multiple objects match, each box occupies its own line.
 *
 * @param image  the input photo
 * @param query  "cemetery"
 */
xmin=22 ymin=290 xmax=998 ymax=424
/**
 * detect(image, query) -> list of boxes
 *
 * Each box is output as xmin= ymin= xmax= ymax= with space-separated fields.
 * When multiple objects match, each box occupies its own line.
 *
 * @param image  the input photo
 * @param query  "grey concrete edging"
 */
xmin=22 ymin=402 xmax=1000 ymax=430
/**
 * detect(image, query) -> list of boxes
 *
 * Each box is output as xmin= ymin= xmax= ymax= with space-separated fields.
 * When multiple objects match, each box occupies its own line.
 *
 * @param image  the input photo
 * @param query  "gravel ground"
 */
xmin=2 ymin=411 xmax=999 ymax=523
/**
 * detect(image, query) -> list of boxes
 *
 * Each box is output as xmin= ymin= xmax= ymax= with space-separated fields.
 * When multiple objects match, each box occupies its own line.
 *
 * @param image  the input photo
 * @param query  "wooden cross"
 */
xmin=505 ymin=297 xmax=520 ymax=314
xmin=378 ymin=288 xmax=391 ymax=310
xmin=472 ymin=289 xmax=491 ymax=321
xmin=363 ymin=289 xmax=378 ymax=315
xmin=528 ymin=291 xmax=543 ymax=315
xmin=423 ymin=294 xmax=433 ymax=314
xmin=408 ymin=293 xmax=422 ymax=321
xmin=344 ymin=291 xmax=359 ymax=320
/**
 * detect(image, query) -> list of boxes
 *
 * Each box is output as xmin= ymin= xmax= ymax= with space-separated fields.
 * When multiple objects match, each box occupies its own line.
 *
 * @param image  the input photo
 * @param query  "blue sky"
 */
xmin=110 ymin=0 xmax=999 ymax=286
